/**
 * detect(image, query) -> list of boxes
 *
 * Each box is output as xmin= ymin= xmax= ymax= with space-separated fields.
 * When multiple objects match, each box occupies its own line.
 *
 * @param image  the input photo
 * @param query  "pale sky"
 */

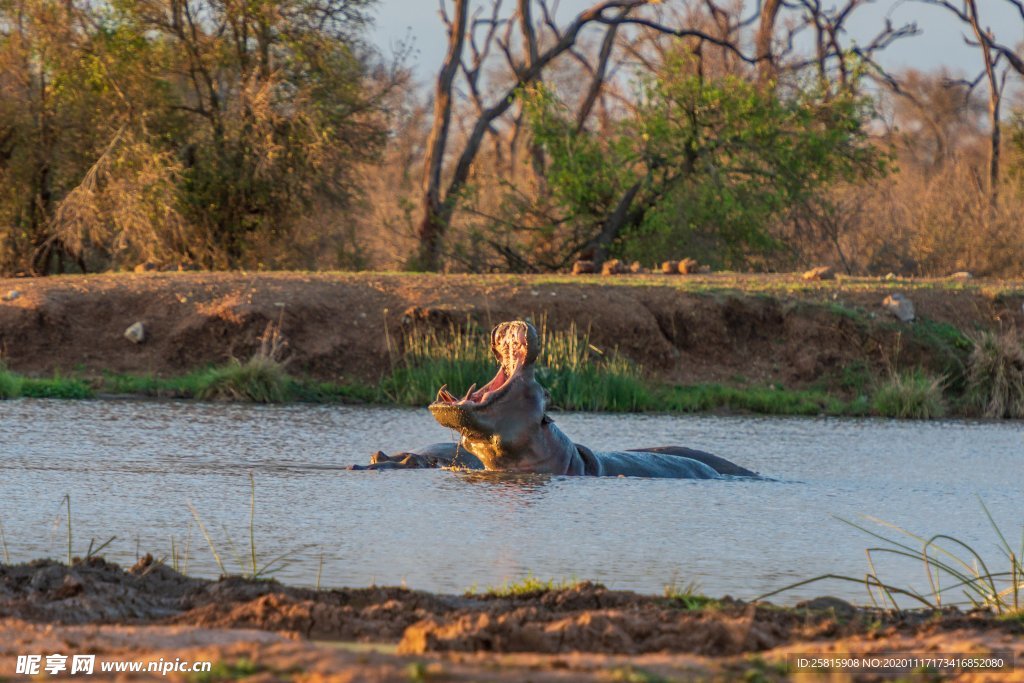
xmin=370 ymin=1 xmax=1024 ymax=83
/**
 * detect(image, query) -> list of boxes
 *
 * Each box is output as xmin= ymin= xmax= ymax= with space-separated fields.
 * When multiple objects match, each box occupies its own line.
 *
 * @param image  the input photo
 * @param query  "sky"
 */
xmin=370 ymin=1 xmax=1024 ymax=83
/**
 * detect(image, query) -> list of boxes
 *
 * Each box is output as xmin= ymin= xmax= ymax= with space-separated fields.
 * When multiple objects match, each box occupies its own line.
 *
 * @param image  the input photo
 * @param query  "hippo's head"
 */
xmin=429 ymin=320 xmax=548 ymax=460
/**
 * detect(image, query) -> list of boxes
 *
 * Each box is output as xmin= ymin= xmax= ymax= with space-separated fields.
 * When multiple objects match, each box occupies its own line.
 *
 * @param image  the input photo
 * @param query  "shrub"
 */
xmin=872 ymin=370 xmax=947 ymax=419
xmin=966 ymin=330 xmax=1024 ymax=418
xmin=196 ymin=358 xmax=292 ymax=403
xmin=196 ymin=321 xmax=293 ymax=403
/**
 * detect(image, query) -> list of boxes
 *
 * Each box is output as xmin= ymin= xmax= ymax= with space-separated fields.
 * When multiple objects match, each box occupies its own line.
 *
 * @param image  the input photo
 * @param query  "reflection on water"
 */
xmin=0 ymin=398 xmax=1021 ymax=604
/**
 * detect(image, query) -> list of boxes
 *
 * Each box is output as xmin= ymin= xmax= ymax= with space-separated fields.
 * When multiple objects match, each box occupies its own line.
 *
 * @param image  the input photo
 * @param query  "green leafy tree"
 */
xmin=523 ymin=57 xmax=890 ymax=269
xmin=0 ymin=0 xmax=384 ymax=274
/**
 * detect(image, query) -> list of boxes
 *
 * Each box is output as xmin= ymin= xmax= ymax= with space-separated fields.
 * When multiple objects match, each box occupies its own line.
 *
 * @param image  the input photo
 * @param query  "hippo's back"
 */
xmin=576 ymin=445 xmax=720 ymax=478
xmin=629 ymin=446 xmax=759 ymax=477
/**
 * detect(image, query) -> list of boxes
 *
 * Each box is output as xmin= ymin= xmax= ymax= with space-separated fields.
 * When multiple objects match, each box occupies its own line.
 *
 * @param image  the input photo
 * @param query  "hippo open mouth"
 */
xmin=429 ymin=321 xmax=540 ymax=431
xmin=358 ymin=318 xmax=759 ymax=477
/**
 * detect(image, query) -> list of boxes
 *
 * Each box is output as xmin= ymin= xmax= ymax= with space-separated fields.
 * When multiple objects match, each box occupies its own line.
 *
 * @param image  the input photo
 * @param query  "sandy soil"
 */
xmin=1 ymin=557 xmax=1020 ymax=681
xmin=1 ymin=271 xmax=1021 ymax=390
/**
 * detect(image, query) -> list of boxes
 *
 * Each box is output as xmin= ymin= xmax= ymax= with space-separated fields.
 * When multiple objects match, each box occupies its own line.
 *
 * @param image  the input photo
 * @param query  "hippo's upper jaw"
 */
xmin=429 ymin=321 xmax=542 ymax=435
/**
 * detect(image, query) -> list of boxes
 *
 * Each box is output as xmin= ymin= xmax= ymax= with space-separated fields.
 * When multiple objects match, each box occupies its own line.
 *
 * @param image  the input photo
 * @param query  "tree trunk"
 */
xmin=417 ymin=0 xmax=646 ymax=271
xmin=965 ymin=0 xmax=1000 ymax=208
xmin=417 ymin=0 xmax=469 ymax=271
xmin=586 ymin=180 xmax=643 ymax=266
xmin=755 ymin=0 xmax=782 ymax=86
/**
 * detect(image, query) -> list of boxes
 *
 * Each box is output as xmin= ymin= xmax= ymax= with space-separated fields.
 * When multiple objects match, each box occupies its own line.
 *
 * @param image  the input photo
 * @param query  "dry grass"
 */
xmin=966 ymin=330 xmax=1024 ymax=418
xmin=784 ymin=160 xmax=1024 ymax=278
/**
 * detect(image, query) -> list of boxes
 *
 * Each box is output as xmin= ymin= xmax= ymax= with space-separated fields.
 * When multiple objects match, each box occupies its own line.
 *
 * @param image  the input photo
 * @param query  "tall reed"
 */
xmin=380 ymin=318 xmax=649 ymax=411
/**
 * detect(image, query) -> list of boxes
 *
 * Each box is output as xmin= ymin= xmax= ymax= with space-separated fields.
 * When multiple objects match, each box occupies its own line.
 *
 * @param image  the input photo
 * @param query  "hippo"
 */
xmin=353 ymin=320 xmax=759 ymax=479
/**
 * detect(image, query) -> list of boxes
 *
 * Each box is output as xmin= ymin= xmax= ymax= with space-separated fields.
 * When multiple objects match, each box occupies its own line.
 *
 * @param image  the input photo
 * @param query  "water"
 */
xmin=1 ymin=399 xmax=1021 ymax=605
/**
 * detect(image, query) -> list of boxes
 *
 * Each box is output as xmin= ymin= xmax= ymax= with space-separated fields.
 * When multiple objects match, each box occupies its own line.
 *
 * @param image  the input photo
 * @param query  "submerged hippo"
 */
xmin=354 ymin=320 xmax=758 ymax=479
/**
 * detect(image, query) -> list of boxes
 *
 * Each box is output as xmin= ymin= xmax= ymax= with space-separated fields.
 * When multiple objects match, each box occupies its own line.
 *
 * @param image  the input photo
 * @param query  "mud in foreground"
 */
xmin=0 ymin=557 xmax=1020 ymax=681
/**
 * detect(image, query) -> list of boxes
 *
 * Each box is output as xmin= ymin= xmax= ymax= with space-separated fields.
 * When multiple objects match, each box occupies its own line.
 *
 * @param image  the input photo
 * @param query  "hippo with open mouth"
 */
xmin=353 ymin=320 xmax=758 ymax=478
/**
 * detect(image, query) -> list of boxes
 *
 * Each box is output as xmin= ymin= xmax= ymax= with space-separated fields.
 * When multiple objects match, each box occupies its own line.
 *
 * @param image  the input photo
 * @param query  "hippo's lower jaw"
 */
xmin=354 ymin=320 xmax=760 ymax=480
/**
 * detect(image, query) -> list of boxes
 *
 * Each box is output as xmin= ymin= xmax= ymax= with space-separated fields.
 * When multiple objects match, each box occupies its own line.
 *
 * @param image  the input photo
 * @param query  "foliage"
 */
xmin=0 ymin=0 xmax=385 ymax=274
xmin=965 ymin=330 xmax=1024 ymax=418
xmin=521 ymin=58 xmax=888 ymax=269
xmin=871 ymin=370 xmax=947 ymax=420
xmin=20 ymin=376 xmax=93 ymax=399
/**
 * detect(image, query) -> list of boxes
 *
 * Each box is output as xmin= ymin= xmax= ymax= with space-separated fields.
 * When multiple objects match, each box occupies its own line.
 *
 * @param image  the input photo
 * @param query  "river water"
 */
xmin=0 ymin=399 xmax=1020 ymax=604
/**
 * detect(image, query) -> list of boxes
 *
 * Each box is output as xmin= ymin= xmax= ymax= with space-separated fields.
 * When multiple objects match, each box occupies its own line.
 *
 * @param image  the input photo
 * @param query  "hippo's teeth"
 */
xmin=437 ymin=384 xmax=451 ymax=403
xmin=461 ymin=383 xmax=477 ymax=402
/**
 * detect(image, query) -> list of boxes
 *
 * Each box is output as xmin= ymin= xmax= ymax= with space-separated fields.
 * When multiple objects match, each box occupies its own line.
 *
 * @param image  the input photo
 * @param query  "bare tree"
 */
xmin=918 ymin=0 xmax=1021 ymax=206
xmin=417 ymin=0 xmax=659 ymax=271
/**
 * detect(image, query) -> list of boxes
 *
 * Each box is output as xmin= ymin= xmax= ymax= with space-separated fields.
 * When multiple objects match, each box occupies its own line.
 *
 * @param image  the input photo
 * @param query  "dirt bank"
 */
xmin=1 ymin=557 xmax=1021 ymax=681
xmin=1 ymin=272 xmax=1022 ymax=395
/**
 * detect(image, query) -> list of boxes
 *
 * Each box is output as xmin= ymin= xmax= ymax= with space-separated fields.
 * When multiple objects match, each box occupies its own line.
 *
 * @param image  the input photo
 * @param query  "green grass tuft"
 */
xmin=965 ymin=330 xmax=1024 ymax=418
xmin=872 ymin=370 xmax=947 ymax=419
xmin=664 ymin=580 xmax=719 ymax=610
xmin=195 ymin=319 xmax=293 ymax=403
xmin=19 ymin=377 xmax=93 ymax=399
xmin=194 ymin=357 xmax=293 ymax=403
xmin=0 ymin=365 xmax=21 ymax=398
xmin=190 ymin=658 xmax=260 ymax=683
xmin=480 ymin=574 xmax=585 ymax=598
xmin=0 ymin=366 xmax=92 ymax=399
xmin=657 ymin=383 xmax=859 ymax=416
xmin=608 ymin=666 xmax=671 ymax=683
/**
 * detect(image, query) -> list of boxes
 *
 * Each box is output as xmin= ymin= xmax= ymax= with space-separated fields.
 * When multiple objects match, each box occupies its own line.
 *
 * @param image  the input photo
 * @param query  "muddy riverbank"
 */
xmin=1 ymin=271 xmax=1022 ymax=408
xmin=0 ymin=557 xmax=1020 ymax=681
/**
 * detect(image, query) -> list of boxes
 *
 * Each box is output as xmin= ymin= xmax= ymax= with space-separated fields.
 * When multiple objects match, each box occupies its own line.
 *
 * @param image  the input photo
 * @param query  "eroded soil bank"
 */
xmin=0 ymin=557 xmax=1021 ymax=681
xmin=1 ymin=271 xmax=1022 ymax=396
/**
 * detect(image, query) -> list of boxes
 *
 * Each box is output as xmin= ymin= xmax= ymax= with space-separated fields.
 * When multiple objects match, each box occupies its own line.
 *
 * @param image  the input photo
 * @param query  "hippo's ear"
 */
xmin=523 ymin=321 xmax=540 ymax=365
